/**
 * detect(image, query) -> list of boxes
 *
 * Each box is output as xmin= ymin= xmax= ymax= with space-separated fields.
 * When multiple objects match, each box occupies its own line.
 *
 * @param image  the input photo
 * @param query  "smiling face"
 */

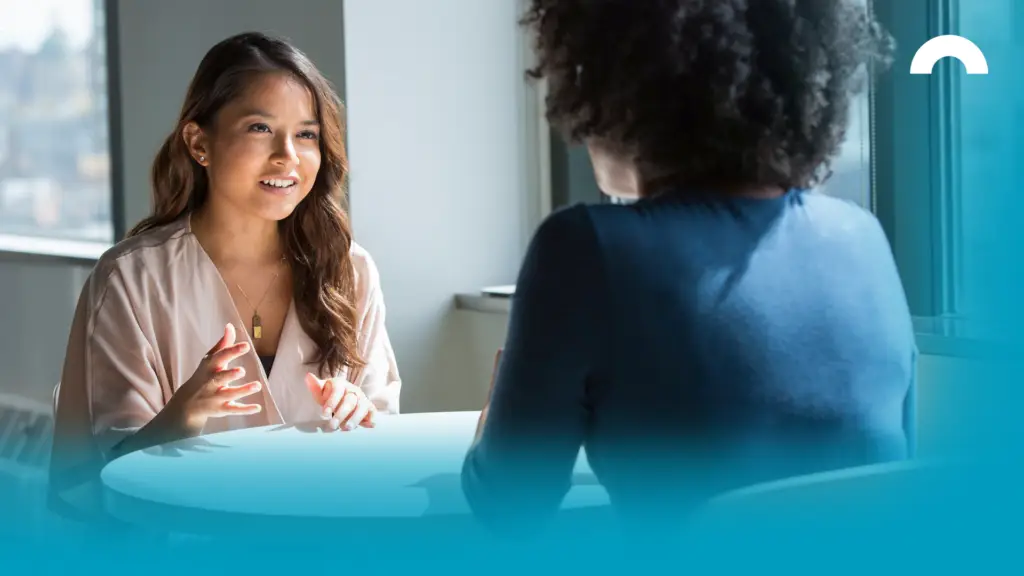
xmin=184 ymin=71 xmax=322 ymax=222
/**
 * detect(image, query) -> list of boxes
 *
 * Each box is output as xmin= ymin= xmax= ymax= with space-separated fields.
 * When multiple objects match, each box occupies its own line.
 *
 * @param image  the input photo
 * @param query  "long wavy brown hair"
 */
xmin=127 ymin=32 xmax=364 ymax=378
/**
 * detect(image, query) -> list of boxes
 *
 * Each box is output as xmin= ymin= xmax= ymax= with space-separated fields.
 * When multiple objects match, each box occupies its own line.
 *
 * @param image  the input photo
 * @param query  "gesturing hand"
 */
xmin=170 ymin=324 xmax=263 ymax=435
xmin=305 ymin=373 xmax=377 ymax=431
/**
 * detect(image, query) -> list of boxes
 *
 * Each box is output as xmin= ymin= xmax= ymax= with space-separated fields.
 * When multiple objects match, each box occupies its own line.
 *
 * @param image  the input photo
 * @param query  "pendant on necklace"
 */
xmin=252 ymin=312 xmax=263 ymax=339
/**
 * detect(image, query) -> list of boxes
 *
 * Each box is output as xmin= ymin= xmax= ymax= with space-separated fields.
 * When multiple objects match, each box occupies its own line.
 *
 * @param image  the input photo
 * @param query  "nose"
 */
xmin=272 ymin=134 xmax=300 ymax=167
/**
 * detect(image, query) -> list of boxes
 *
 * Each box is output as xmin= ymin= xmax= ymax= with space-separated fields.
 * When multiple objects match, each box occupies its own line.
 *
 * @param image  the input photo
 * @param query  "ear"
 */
xmin=182 ymin=121 xmax=210 ymax=167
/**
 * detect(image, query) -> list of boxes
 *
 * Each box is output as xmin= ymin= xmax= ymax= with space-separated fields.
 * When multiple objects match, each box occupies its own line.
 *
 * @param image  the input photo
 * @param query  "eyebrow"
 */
xmin=240 ymin=109 xmax=319 ymax=126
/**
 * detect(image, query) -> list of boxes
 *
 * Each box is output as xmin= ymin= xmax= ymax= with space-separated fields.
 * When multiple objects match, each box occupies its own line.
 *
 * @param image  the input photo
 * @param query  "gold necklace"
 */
xmin=235 ymin=260 xmax=285 ymax=340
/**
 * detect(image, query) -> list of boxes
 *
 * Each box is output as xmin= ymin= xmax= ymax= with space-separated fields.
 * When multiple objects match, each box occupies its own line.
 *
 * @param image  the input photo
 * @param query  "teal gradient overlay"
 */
xmin=0 ymin=455 xmax=1005 ymax=572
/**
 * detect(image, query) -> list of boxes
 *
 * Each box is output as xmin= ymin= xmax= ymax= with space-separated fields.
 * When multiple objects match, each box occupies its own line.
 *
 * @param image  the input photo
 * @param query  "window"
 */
xmin=820 ymin=89 xmax=873 ymax=209
xmin=875 ymin=0 xmax=943 ymax=323
xmin=545 ymin=87 xmax=872 ymax=212
xmin=549 ymin=135 xmax=603 ymax=209
xmin=542 ymin=56 xmax=875 ymax=214
xmin=0 ymin=0 xmax=115 ymax=253
xmin=875 ymin=0 xmax=1016 ymax=344
xmin=820 ymin=8 xmax=877 ymax=213
xmin=520 ymin=0 xmax=1007 ymax=351
xmin=955 ymin=0 xmax=1017 ymax=336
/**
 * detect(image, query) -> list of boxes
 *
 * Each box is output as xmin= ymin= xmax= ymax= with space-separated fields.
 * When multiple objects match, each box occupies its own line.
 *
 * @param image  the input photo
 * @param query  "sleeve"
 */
xmin=348 ymin=253 xmax=402 ymax=414
xmin=49 ymin=265 xmax=162 ymax=516
xmin=88 ymin=267 xmax=165 ymax=448
xmin=461 ymin=205 xmax=609 ymax=537
xmin=865 ymin=210 xmax=918 ymax=459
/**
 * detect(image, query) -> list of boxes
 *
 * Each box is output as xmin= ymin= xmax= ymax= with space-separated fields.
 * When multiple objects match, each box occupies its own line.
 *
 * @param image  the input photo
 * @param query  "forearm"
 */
xmin=109 ymin=400 xmax=203 ymax=458
xmin=463 ymin=400 xmax=583 ymax=537
xmin=462 ymin=438 xmax=573 ymax=538
xmin=473 ymin=407 xmax=489 ymax=444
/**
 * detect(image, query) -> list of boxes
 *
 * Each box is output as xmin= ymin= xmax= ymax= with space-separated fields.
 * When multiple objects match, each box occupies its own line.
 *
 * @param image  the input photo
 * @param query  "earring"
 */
xmin=198 ymin=155 xmax=205 ymax=163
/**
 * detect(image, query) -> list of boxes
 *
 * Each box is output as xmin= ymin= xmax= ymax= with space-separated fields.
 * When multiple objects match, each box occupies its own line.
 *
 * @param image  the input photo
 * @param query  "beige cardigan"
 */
xmin=49 ymin=215 xmax=401 ymax=516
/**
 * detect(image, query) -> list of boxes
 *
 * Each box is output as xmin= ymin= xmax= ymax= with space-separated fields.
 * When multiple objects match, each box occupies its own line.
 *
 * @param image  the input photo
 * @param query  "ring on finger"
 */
xmin=343 ymin=399 xmax=369 ymax=430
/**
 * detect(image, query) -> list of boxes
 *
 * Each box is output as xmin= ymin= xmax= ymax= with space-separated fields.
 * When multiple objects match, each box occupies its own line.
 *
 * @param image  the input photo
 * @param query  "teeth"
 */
xmin=261 ymin=179 xmax=295 ymax=188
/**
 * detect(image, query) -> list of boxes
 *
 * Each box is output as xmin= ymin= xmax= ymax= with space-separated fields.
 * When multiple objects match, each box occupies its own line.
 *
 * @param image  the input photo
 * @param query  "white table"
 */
xmin=100 ymin=411 xmax=609 ymax=536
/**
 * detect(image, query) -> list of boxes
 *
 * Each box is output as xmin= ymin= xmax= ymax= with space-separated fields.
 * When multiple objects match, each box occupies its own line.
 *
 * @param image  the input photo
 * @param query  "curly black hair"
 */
xmin=522 ymin=0 xmax=895 ymax=193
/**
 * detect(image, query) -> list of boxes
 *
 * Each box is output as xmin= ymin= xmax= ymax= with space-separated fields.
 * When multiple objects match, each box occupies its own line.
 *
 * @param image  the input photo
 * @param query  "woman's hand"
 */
xmin=168 ymin=324 xmax=263 ymax=435
xmin=305 ymin=373 xmax=377 ymax=431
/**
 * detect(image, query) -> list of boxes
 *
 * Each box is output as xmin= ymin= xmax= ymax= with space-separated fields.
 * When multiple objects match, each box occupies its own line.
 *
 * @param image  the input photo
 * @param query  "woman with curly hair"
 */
xmin=462 ymin=0 xmax=913 ymax=535
xmin=50 ymin=32 xmax=401 ymax=515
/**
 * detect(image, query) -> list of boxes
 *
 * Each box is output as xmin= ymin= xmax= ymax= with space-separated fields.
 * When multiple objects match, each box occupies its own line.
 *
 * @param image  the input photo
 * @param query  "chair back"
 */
xmin=681 ymin=460 xmax=937 ymax=546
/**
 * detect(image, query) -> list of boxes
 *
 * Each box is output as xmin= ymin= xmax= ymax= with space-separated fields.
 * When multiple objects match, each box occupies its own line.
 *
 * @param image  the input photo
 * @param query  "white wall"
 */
xmin=0 ymin=259 xmax=90 ymax=405
xmin=344 ymin=0 xmax=534 ymax=412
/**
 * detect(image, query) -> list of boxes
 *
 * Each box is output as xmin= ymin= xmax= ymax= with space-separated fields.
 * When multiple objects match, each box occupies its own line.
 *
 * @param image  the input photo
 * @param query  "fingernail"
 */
xmin=344 ymin=422 xmax=354 ymax=431
xmin=329 ymin=418 xmax=340 ymax=430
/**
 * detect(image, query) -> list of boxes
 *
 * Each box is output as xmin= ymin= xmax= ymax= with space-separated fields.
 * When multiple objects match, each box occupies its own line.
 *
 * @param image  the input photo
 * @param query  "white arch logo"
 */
xmin=910 ymin=35 xmax=988 ymax=75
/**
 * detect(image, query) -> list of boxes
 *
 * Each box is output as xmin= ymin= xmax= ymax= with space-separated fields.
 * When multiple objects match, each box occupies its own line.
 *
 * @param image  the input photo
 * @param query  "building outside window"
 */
xmin=0 ymin=0 xmax=113 ymax=247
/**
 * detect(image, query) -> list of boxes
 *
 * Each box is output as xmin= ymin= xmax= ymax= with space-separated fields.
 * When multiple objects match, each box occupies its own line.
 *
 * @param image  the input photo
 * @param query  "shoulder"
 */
xmin=799 ymin=190 xmax=882 ymax=229
xmin=796 ymin=191 xmax=893 ymax=251
xmin=348 ymin=240 xmax=383 ymax=298
xmin=83 ymin=217 xmax=191 ymax=307
xmin=519 ymin=203 xmax=606 ymax=286
xmin=528 ymin=203 xmax=602 ymax=253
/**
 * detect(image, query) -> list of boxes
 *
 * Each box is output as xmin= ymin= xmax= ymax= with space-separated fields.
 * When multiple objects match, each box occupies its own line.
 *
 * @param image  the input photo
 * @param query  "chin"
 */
xmin=254 ymin=202 xmax=301 ymax=222
xmin=270 ymin=208 xmax=300 ymax=222
xmin=254 ymin=190 xmax=309 ymax=221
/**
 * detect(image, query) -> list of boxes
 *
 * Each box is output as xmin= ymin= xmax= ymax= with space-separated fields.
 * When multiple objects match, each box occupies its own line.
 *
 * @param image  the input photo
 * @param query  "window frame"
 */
xmin=516 ymin=0 xmax=553 ymax=259
xmin=873 ymin=0 xmax=978 ymax=356
xmin=0 ymin=0 xmax=125 ymax=264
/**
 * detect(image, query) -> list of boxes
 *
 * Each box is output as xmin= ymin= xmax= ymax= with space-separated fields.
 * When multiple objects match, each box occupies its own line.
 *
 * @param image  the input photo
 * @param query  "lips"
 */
xmin=258 ymin=176 xmax=299 ymax=196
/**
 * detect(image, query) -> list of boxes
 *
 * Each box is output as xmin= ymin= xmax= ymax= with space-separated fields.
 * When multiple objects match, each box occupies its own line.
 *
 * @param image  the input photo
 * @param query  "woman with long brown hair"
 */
xmin=49 ymin=32 xmax=401 ymax=515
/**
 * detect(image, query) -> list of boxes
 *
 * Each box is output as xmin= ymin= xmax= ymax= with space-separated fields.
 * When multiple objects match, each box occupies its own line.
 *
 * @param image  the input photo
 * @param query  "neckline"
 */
xmin=185 ymin=211 xmax=293 ymax=381
xmin=634 ymin=187 xmax=801 ymax=207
